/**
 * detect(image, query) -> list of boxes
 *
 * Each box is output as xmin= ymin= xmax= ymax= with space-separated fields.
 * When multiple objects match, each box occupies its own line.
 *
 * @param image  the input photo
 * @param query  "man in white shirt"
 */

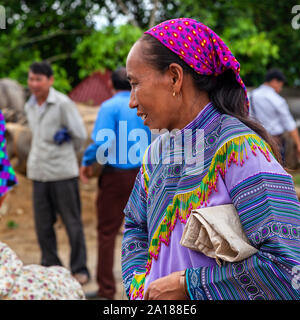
xmin=249 ymin=68 xmax=300 ymax=163
xmin=25 ymin=61 xmax=90 ymax=285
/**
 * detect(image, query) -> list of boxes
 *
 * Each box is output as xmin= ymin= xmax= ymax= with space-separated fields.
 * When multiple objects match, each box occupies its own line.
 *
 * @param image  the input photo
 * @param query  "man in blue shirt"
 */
xmin=80 ymin=67 xmax=150 ymax=299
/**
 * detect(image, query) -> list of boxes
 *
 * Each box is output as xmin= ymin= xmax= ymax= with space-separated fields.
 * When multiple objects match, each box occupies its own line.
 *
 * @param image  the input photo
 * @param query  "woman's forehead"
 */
xmin=127 ymin=40 xmax=144 ymax=64
xmin=126 ymin=41 xmax=152 ymax=77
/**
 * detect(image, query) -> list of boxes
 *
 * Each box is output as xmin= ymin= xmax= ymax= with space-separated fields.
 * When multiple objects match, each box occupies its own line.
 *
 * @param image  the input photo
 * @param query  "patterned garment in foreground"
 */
xmin=121 ymin=102 xmax=300 ymax=300
xmin=0 ymin=242 xmax=85 ymax=300
xmin=0 ymin=110 xmax=18 ymax=196
xmin=0 ymin=110 xmax=84 ymax=300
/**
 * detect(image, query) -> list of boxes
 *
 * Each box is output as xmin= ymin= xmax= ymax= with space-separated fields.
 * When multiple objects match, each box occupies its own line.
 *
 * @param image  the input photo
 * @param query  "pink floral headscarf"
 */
xmin=145 ymin=18 xmax=249 ymax=109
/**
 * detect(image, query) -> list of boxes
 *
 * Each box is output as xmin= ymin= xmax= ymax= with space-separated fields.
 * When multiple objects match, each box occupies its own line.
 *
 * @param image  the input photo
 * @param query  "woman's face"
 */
xmin=126 ymin=40 xmax=178 ymax=131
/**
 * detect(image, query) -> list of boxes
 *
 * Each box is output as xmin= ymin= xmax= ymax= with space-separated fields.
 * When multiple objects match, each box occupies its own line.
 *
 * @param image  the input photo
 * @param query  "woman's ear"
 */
xmin=168 ymin=63 xmax=183 ymax=94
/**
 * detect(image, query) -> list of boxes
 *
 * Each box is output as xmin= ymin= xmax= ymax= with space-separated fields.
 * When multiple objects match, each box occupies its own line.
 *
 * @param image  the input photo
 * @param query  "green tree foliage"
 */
xmin=221 ymin=18 xmax=279 ymax=86
xmin=0 ymin=0 xmax=99 ymax=92
xmin=73 ymin=24 xmax=143 ymax=79
xmin=160 ymin=0 xmax=299 ymax=87
xmin=238 ymin=0 xmax=300 ymax=87
xmin=0 ymin=0 xmax=299 ymax=92
xmin=84 ymin=0 xmax=300 ymax=87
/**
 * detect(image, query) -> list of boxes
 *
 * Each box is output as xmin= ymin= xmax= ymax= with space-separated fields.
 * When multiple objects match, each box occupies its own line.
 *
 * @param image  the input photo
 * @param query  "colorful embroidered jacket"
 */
xmin=121 ymin=102 xmax=300 ymax=300
xmin=0 ymin=110 xmax=17 ymax=196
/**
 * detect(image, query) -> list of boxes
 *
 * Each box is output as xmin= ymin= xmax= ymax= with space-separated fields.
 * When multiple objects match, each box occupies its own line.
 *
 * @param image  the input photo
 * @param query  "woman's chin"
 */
xmin=148 ymin=124 xmax=162 ymax=132
xmin=147 ymin=119 xmax=170 ymax=132
xmin=146 ymin=120 xmax=155 ymax=130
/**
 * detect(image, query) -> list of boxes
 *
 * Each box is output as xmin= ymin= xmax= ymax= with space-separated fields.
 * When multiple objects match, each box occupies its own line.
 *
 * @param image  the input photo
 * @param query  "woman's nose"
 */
xmin=129 ymin=90 xmax=138 ymax=109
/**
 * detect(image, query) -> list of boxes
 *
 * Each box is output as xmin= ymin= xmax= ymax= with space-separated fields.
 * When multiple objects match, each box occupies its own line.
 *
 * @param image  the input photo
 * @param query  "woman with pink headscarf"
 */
xmin=121 ymin=18 xmax=300 ymax=300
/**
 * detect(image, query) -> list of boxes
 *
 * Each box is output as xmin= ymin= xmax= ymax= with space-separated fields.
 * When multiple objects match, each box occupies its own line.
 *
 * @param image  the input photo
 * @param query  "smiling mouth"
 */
xmin=137 ymin=112 xmax=148 ymax=121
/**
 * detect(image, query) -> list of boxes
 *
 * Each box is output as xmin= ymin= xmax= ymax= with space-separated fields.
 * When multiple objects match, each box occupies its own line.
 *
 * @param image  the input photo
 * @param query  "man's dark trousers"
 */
xmin=96 ymin=167 xmax=139 ymax=299
xmin=33 ymin=177 xmax=89 ymax=276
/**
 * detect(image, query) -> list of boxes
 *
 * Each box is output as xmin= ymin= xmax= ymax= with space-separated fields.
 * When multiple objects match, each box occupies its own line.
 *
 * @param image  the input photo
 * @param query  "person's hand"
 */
xmin=79 ymin=166 xmax=93 ymax=184
xmin=144 ymin=271 xmax=188 ymax=300
xmin=53 ymin=128 xmax=71 ymax=145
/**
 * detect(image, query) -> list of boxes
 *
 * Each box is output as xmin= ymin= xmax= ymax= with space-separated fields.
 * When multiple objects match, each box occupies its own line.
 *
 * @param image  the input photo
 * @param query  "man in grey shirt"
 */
xmin=25 ymin=61 xmax=90 ymax=285
xmin=249 ymin=68 xmax=300 ymax=163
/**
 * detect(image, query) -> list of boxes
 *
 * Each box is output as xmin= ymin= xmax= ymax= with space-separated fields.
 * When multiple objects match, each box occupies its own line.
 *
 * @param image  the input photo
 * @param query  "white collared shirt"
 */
xmin=249 ymin=84 xmax=296 ymax=135
xmin=24 ymin=87 xmax=87 ymax=182
xmin=27 ymin=95 xmax=47 ymax=114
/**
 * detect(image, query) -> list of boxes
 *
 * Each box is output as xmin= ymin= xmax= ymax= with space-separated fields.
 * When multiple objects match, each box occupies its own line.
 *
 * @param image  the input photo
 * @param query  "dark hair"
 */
xmin=29 ymin=61 xmax=53 ymax=78
xmin=140 ymin=34 xmax=281 ymax=163
xmin=111 ymin=67 xmax=131 ymax=91
xmin=265 ymin=68 xmax=286 ymax=83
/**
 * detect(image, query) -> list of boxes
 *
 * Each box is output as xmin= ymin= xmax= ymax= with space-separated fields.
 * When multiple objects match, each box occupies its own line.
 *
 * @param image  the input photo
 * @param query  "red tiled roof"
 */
xmin=68 ymin=70 xmax=113 ymax=106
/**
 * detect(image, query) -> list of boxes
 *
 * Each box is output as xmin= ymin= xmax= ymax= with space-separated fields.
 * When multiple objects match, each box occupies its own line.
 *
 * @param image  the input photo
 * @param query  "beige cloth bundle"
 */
xmin=180 ymin=204 xmax=258 ymax=266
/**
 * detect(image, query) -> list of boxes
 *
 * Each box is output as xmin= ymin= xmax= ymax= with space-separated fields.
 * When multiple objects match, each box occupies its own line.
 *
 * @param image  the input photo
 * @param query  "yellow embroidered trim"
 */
xmin=129 ymin=134 xmax=272 ymax=299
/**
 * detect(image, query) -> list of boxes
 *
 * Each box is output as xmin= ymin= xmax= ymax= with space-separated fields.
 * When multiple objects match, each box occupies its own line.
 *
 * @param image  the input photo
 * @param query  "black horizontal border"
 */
xmin=0 ymin=300 xmax=298 ymax=319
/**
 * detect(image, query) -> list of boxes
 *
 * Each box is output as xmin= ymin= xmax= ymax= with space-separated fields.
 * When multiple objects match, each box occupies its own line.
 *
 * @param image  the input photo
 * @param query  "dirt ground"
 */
xmin=0 ymin=172 xmax=127 ymax=300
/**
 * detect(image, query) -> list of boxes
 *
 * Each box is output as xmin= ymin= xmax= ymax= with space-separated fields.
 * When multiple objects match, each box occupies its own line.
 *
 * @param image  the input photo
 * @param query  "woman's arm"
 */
xmin=121 ymin=167 xmax=149 ymax=299
xmin=185 ymin=138 xmax=300 ymax=300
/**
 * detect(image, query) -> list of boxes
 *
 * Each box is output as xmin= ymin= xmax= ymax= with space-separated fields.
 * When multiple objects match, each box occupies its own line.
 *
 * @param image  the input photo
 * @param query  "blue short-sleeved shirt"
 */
xmin=82 ymin=91 xmax=151 ymax=169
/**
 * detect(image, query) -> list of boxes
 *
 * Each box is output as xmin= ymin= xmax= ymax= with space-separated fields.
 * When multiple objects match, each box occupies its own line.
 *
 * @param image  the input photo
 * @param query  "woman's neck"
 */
xmin=173 ymin=91 xmax=210 ymax=130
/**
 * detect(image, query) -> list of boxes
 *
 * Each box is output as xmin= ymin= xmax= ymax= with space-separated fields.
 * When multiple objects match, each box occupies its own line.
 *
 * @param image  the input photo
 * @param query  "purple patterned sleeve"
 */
xmin=0 ymin=110 xmax=18 ymax=197
xmin=186 ymin=138 xmax=300 ymax=300
xmin=121 ymin=167 xmax=149 ymax=298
